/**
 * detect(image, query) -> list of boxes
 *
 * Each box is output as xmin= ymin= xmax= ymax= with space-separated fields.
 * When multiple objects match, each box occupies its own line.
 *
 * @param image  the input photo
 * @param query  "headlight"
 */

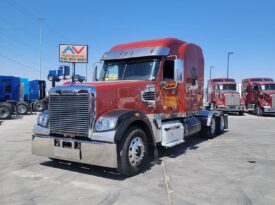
xmin=47 ymin=74 xmax=55 ymax=81
xmin=95 ymin=117 xmax=118 ymax=131
xmin=37 ymin=111 xmax=49 ymax=128
xmin=72 ymin=75 xmax=80 ymax=82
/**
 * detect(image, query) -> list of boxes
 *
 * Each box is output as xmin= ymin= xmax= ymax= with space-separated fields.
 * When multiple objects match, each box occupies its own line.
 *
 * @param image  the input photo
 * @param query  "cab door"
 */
xmin=160 ymin=59 xmax=178 ymax=113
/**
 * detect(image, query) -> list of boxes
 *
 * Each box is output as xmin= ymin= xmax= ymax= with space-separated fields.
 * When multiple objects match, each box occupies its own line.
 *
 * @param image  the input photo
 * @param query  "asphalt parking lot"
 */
xmin=0 ymin=114 xmax=275 ymax=205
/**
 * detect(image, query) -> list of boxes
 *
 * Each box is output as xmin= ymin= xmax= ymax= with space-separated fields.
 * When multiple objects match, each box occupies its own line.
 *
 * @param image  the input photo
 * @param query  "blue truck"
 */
xmin=0 ymin=76 xmax=47 ymax=120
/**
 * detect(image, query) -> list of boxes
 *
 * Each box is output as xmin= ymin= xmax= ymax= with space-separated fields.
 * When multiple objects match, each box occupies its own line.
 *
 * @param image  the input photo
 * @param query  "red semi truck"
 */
xmin=32 ymin=38 xmax=228 ymax=176
xmin=241 ymin=77 xmax=275 ymax=116
xmin=207 ymin=78 xmax=245 ymax=115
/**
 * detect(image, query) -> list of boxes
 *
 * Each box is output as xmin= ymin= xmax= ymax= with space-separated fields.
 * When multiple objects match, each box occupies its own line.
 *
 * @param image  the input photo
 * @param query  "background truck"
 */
xmin=207 ymin=78 xmax=245 ymax=115
xmin=0 ymin=76 xmax=47 ymax=120
xmin=32 ymin=38 xmax=228 ymax=176
xmin=242 ymin=77 xmax=275 ymax=116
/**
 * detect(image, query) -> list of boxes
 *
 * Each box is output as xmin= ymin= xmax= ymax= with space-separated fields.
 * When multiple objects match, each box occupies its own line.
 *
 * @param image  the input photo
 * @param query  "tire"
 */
xmin=217 ymin=115 xmax=225 ymax=134
xmin=239 ymin=111 xmax=244 ymax=116
xmin=202 ymin=116 xmax=217 ymax=139
xmin=33 ymin=101 xmax=46 ymax=112
xmin=16 ymin=101 xmax=29 ymax=115
xmin=0 ymin=103 xmax=13 ymax=120
xmin=117 ymin=126 xmax=148 ymax=176
xmin=255 ymin=105 xmax=263 ymax=116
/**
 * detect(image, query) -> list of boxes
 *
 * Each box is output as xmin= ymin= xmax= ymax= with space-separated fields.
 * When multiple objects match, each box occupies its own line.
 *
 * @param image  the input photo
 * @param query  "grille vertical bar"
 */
xmin=225 ymin=94 xmax=240 ymax=106
xmin=49 ymin=94 xmax=90 ymax=137
xmin=272 ymin=95 xmax=275 ymax=108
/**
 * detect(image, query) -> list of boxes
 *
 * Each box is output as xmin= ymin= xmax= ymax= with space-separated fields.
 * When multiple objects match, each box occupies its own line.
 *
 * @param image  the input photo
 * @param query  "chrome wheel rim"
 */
xmin=0 ymin=107 xmax=9 ymax=118
xmin=18 ymin=105 xmax=27 ymax=114
xmin=210 ymin=117 xmax=216 ymax=135
xmin=128 ymin=136 xmax=145 ymax=167
xmin=35 ymin=103 xmax=43 ymax=111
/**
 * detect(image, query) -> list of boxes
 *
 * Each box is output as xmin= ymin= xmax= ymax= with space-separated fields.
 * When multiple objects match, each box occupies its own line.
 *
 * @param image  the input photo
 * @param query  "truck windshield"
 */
xmin=261 ymin=84 xmax=275 ymax=90
xmin=98 ymin=59 xmax=160 ymax=81
xmin=217 ymin=84 xmax=236 ymax=91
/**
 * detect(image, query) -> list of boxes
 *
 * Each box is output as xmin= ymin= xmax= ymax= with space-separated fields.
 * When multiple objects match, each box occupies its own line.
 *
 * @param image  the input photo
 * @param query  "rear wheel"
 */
xmin=33 ymin=101 xmax=46 ymax=112
xmin=16 ymin=101 xmax=29 ymax=115
xmin=0 ymin=103 xmax=12 ymax=120
xmin=217 ymin=115 xmax=225 ymax=134
xmin=203 ymin=116 xmax=217 ymax=139
xmin=117 ymin=126 xmax=148 ymax=176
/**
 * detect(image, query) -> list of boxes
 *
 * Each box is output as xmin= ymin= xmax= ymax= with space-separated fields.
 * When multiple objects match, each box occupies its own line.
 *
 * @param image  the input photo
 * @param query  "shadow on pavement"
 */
xmin=41 ymin=160 xmax=127 ymax=180
xmin=158 ymin=134 xmax=208 ymax=159
xmin=245 ymin=111 xmax=275 ymax=117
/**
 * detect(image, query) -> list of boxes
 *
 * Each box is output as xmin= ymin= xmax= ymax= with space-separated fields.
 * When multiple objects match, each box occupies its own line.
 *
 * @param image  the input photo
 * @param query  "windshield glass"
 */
xmin=98 ymin=59 xmax=160 ymax=81
xmin=260 ymin=84 xmax=275 ymax=90
xmin=217 ymin=84 xmax=236 ymax=91
xmin=263 ymin=78 xmax=274 ymax=82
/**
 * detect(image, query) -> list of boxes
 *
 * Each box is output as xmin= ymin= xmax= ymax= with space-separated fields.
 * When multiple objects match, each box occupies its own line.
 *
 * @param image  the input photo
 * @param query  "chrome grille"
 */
xmin=272 ymin=95 xmax=275 ymax=108
xmin=225 ymin=94 xmax=240 ymax=106
xmin=49 ymin=94 xmax=90 ymax=137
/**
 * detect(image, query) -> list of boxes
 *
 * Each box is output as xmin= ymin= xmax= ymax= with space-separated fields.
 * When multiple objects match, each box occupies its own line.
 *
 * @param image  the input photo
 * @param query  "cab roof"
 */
xmin=243 ymin=77 xmax=274 ymax=82
xmin=254 ymin=81 xmax=275 ymax=85
xmin=110 ymin=38 xmax=186 ymax=50
xmin=209 ymin=78 xmax=236 ymax=83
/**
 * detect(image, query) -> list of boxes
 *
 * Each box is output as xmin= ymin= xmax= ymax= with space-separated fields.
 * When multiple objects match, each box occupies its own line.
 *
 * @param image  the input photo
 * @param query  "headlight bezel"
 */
xmin=95 ymin=116 xmax=118 ymax=132
xmin=37 ymin=110 xmax=49 ymax=128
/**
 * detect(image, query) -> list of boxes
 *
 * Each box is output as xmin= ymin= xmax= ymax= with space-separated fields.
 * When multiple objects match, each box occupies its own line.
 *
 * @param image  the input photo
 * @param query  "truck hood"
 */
xmin=262 ymin=91 xmax=275 ymax=96
xmin=218 ymin=90 xmax=239 ymax=95
xmin=91 ymin=81 xmax=154 ymax=117
xmin=51 ymin=80 xmax=155 ymax=118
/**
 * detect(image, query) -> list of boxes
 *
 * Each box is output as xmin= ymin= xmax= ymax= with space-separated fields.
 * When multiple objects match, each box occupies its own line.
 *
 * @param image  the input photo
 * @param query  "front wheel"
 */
xmin=33 ymin=101 xmax=46 ymax=112
xmin=117 ymin=127 xmax=148 ymax=176
xmin=239 ymin=111 xmax=244 ymax=116
xmin=255 ymin=105 xmax=263 ymax=116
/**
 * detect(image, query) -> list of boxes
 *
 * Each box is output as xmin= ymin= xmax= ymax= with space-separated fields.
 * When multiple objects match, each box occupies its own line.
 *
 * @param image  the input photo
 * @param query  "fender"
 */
xmin=97 ymin=109 xmax=154 ymax=144
xmin=197 ymin=109 xmax=228 ymax=129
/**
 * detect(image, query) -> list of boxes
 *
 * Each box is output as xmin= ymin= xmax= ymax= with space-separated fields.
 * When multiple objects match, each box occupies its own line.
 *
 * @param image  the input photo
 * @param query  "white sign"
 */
xmin=59 ymin=44 xmax=88 ymax=63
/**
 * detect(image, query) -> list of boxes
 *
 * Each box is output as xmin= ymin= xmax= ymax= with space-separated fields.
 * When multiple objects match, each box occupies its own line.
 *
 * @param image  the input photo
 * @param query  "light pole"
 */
xmin=210 ymin=66 xmax=214 ymax=80
xmin=39 ymin=17 xmax=44 ymax=80
xmin=227 ymin=52 xmax=234 ymax=78
xmin=85 ymin=62 xmax=88 ymax=82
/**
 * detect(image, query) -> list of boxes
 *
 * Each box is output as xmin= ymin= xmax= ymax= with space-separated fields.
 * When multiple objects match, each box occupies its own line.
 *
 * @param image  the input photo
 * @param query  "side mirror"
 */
xmin=93 ymin=61 xmax=103 ymax=81
xmin=174 ymin=59 xmax=184 ymax=83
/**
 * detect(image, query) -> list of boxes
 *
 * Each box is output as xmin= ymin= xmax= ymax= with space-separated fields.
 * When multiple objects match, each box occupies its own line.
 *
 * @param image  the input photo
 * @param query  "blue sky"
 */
xmin=0 ymin=0 xmax=275 ymax=86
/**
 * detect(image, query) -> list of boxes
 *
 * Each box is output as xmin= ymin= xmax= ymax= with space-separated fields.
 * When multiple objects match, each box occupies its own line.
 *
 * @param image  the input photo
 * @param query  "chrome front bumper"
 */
xmin=32 ymin=125 xmax=117 ymax=168
xmin=263 ymin=106 xmax=275 ymax=113
xmin=217 ymin=105 xmax=244 ymax=112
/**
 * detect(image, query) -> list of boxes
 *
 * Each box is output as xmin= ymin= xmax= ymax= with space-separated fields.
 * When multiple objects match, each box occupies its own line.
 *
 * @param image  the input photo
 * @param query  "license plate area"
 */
xmin=53 ymin=139 xmax=81 ymax=160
